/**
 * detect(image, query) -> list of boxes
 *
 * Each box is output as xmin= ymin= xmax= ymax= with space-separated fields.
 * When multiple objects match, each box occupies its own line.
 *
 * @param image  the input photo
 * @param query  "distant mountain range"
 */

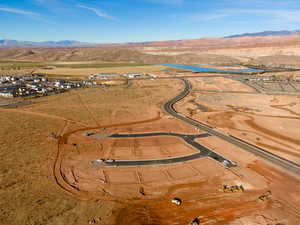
xmin=225 ymin=30 xmax=300 ymax=38
xmin=0 ymin=39 xmax=93 ymax=48
xmin=1 ymin=30 xmax=300 ymax=48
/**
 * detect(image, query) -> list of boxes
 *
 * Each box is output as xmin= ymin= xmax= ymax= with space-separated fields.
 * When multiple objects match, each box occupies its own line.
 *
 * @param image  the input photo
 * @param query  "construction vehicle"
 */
xmin=222 ymin=184 xmax=245 ymax=193
xmin=190 ymin=217 xmax=200 ymax=225
xmin=258 ymin=191 xmax=272 ymax=201
xmin=171 ymin=197 xmax=182 ymax=206
xmin=139 ymin=187 xmax=146 ymax=196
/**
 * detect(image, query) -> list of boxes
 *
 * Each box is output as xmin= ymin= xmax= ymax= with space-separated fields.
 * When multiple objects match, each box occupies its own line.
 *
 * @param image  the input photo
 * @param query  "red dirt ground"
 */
xmin=3 ymin=77 xmax=298 ymax=225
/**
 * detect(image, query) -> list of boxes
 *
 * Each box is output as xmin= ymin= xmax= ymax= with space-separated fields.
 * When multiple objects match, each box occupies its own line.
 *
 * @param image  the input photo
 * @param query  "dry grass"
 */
xmin=23 ymin=79 xmax=181 ymax=126
xmin=0 ymin=111 xmax=116 ymax=225
xmin=188 ymin=77 xmax=255 ymax=92
xmin=0 ymin=78 xmax=182 ymax=225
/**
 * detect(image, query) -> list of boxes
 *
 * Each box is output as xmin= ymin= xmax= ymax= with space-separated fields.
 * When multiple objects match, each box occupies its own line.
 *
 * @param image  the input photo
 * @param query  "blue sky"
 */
xmin=0 ymin=0 xmax=300 ymax=43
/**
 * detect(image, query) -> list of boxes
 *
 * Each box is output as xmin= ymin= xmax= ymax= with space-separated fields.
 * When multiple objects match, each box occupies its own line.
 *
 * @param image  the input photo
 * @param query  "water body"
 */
xmin=238 ymin=68 xmax=265 ymax=72
xmin=163 ymin=64 xmax=264 ymax=74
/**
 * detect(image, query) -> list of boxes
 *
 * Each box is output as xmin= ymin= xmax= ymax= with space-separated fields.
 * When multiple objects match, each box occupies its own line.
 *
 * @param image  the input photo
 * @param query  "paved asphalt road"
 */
xmin=106 ymin=132 xmax=233 ymax=167
xmin=93 ymin=76 xmax=300 ymax=175
xmin=164 ymin=78 xmax=300 ymax=176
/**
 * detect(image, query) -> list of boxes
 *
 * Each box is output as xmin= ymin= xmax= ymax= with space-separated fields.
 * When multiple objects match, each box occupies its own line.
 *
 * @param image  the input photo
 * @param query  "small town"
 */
xmin=0 ymin=74 xmax=86 ymax=98
xmin=0 ymin=72 xmax=158 ymax=99
xmin=88 ymin=72 xmax=155 ymax=80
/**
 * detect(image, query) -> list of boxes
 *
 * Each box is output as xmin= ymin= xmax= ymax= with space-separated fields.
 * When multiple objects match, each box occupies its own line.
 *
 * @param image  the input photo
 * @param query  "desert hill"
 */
xmin=1 ymin=30 xmax=300 ymax=67
xmin=0 ymin=48 xmax=240 ymax=65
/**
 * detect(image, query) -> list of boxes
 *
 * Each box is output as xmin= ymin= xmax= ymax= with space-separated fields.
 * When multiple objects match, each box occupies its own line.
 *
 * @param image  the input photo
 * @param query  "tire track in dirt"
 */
xmin=75 ymin=92 xmax=101 ymax=127
xmin=208 ymin=112 xmax=292 ymax=148
xmin=58 ymin=120 xmax=69 ymax=136
xmin=271 ymin=103 xmax=300 ymax=117
xmin=75 ymin=92 xmax=104 ymax=153
xmin=208 ymin=112 xmax=300 ymax=157
xmin=53 ymin=113 xmax=162 ymax=200
xmin=245 ymin=117 xmax=300 ymax=146
xmin=257 ymin=142 xmax=300 ymax=159
xmin=241 ymin=111 xmax=299 ymax=120
xmin=0 ymin=108 xmax=89 ymax=127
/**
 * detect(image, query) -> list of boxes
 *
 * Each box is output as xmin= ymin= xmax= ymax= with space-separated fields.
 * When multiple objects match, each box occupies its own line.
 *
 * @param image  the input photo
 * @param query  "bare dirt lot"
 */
xmin=1 ymin=75 xmax=300 ymax=225
xmin=176 ymin=86 xmax=300 ymax=164
xmin=189 ymin=77 xmax=255 ymax=92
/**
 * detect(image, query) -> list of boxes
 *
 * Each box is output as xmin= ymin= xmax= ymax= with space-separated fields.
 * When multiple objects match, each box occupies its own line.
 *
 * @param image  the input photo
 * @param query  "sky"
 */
xmin=0 ymin=0 xmax=300 ymax=43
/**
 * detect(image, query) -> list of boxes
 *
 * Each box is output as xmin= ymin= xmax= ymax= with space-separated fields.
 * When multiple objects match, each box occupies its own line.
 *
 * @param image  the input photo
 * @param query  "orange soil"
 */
xmin=188 ymin=77 xmax=255 ymax=92
xmin=7 ymin=76 xmax=298 ymax=224
xmin=176 ymin=92 xmax=300 ymax=165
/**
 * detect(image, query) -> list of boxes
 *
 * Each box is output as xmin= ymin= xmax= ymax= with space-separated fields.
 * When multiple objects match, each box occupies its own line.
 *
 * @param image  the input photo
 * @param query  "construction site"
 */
xmin=1 ymin=65 xmax=300 ymax=225
xmin=4 ymin=1 xmax=300 ymax=223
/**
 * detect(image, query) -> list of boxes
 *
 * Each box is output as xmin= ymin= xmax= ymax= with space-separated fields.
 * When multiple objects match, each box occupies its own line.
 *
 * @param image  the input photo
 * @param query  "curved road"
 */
xmin=106 ymin=132 xmax=234 ymax=166
xmin=88 ymin=77 xmax=300 ymax=175
xmin=164 ymin=78 xmax=300 ymax=176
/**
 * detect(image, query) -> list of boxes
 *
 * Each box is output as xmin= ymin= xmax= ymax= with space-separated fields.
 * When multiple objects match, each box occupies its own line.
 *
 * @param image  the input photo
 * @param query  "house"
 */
xmin=123 ymin=73 xmax=143 ymax=78
xmin=88 ymin=74 xmax=97 ymax=80
xmin=83 ymin=81 xmax=94 ymax=86
xmin=0 ymin=76 xmax=12 ymax=82
xmin=54 ymin=80 xmax=65 ymax=87
xmin=262 ymin=77 xmax=271 ymax=81
xmin=33 ymin=78 xmax=42 ymax=83
xmin=46 ymin=87 xmax=54 ymax=92
xmin=0 ymin=90 xmax=15 ymax=98
xmin=23 ymin=76 xmax=34 ymax=81
xmin=62 ymin=83 xmax=72 ymax=89
xmin=35 ymin=87 xmax=47 ymax=94
xmin=89 ymin=73 xmax=119 ymax=80
xmin=0 ymin=76 xmax=10 ymax=82
xmin=26 ymin=83 xmax=39 ymax=89
xmin=248 ymin=78 xmax=260 ymax=81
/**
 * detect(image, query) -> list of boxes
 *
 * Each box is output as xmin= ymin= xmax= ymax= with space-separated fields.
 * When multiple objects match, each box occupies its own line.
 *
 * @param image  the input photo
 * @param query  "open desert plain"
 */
xmin=1 ymin=1 xmax=300 ymax=224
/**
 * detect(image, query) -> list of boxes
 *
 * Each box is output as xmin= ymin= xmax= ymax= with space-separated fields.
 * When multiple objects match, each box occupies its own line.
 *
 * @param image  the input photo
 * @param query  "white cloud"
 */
xmin=0 ymin=6 xmax=39 ymax=16
xmin=77 ymin=4 xmax=118 ymax=21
